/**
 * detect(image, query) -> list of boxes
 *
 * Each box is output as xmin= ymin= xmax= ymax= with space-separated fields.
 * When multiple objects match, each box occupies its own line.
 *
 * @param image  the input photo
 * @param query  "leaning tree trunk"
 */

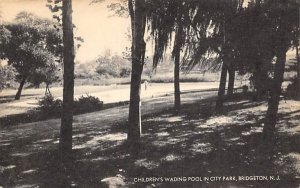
xmin=60 ymin=0 xmax=75 ymax=164
xmin=263 ymin=50 xmax=287 ymax=143
xmin=227 ymin=68 xmax=235 ymax=96
xmin=216 ymin=62 xmax=228 ymax=113
xmin=15 ymin=77 xmax=26 ymax=100
xmin=127 ymin=0 xmax=146 ymax=146
xmin=173 ymin=23 xmax=183 ymax=113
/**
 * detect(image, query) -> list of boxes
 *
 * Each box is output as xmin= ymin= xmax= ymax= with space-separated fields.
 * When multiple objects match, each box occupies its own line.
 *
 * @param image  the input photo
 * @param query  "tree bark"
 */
xmin=263 ymin=51 xmax=286 ymax=143
xmin=173 ymin=23 xmax=183 ymax=113
xmin=174 ymin=53 xmax=180 ymax=112
xmin=60 ymin=0 xmax=75 ymax=164
xmin=216 ymin=62 xmax=228 ymax=113
xmin=227 ymin=68 xmax=235 ymax=96
xmin=127 ymin=0 xmax=146 ymax=146
xmin=15 ymin=77 xmax=26 ymax=100
xmin=296 ymin=41 xmax=300 ymax=100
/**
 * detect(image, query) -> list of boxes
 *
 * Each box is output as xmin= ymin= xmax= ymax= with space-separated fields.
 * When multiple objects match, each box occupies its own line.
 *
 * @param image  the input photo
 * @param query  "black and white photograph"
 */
xmin=0 ymin=0 xmax=299 ymax=187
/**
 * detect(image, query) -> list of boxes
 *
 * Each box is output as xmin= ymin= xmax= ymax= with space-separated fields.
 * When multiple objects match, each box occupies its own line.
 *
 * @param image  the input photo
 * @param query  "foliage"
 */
xmin=95 ymin=53 xmax=131 ymax=78
xmin=0 ymin=12 xmax=62 ymax=91
xmin=0 ymin=64 xmax=15 ymax=90
xmin=38 ymin=95 xmax=62 ymax=116
xmin=38 ymin=94 xmax=104 ymax=117
xmin=28 ymin=61 xmax=61 ymax=88
xmin=74 ymin=95 xmax=104 ymax=114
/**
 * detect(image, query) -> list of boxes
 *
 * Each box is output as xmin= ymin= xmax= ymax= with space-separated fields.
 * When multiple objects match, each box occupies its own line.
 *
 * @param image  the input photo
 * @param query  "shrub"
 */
xmin=38 ymin=94 xmax=104 ymax=117
xmin=74 ymin=95 xmax=103 ymax=114
xmin=119 ymin=67 xmax=131 ymax=77
xmin=38 ymin=95 xmax=62 ymax=116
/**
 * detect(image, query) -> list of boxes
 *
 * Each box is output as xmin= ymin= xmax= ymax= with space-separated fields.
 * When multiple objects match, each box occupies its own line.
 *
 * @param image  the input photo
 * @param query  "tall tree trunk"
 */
xmin=296 ymin=41 xmax=300 ymax=100
xmin=174 ymin=53 xmax=180 ymax=112
xmin=173 ymin=23 xmax=183 ymax=113
xmin=15 ymin=77 xmax=26 ymax=100
xmin=263 ymin=50 xmax=286 ymax=143
xmin=216 ymin=62 xmax=228 ymax=113
xmin=127 ymin=0 xmax=146 ymax=146
xmin=60 ymin=0 xmax=75 ymax=164
xmin=227 ymin=68 xmax=235 ymax=96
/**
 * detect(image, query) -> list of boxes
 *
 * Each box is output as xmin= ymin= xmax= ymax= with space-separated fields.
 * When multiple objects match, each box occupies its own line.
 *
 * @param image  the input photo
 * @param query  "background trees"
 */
xmin=0 ymin=12 xmax=61 ymax=100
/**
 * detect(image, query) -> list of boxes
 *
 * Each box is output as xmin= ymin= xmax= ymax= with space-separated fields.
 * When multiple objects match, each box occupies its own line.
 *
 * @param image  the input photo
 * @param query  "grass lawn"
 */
xmin=0 ymin=94 xmax=299 ymax=187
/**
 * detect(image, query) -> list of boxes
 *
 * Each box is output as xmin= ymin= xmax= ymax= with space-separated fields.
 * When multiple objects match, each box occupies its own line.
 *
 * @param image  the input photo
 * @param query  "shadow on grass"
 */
xmin=0 ymin=100 xmax=130 ymax=127
xmin=0 ymin=93 xmax=299 ymax=187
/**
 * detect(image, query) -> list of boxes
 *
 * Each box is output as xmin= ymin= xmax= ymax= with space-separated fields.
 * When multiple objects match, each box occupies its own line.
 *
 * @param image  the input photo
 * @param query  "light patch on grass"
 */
xmin=134 ymin=159 xmax=160 ymax=170
xmin=205 ymin=116 xmax=235 ymax=126
xmin=146 ymin=116 xmax=184 ymax=123
xmin=73 ymin=133 xmax=126 ymax=149
xmin=156 ymin=132 xmax=170 ymax=137
xmin=162 ymin=154 xmax=183 ymax=162
xmin=15 ymin=184 xmax=38 ymax=188
xmin=0 ymin=165 xmax=16 ymax=173
xmin=72 ymin=134 xmax=86 ymax=138
xmin=189 ymin=142 xmax=212 ymax=154
xmin=90 ymin=156 xmax=109 ymax=162
xmin=164 ymin=116 xmax=184 ymax=123
xmin=11 ymin=152 xmax=31 ymax=157
xmin=196 ymin=123 xmax=215 ymax=129
xmin=22 ymin=169 xmax=38 ymax=174
xmin=33 ymin=139 xmax=53 ymax=144
xmin=228 ymin=137 xmax=240 ymax=142
xmin=250 ymin=126 xmax=263 ymax=133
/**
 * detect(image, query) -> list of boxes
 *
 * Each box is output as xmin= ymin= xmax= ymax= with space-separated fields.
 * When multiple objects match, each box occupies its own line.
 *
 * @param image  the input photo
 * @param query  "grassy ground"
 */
xmin=0 ymin=91 xmax=299 ymax=187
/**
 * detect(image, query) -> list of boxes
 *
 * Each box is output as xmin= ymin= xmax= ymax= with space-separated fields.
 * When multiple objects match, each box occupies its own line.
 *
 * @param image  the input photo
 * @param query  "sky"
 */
xmin=0 ymin=0 xmax=131 ymax=63
xmin=0 ymin=0 xmax=296 ymax=63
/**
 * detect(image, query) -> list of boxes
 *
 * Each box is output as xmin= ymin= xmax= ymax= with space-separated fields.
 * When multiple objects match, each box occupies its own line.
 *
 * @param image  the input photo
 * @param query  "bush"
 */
xmin=38 ymin=94 xmax=104 ymax=117
xmin=74 ymin=95 xmax=104 ymax=114
xmin=119 ymin=67 xmax=131 ymax=77
xmin=38 ymin=95 xmax=62 ymax=116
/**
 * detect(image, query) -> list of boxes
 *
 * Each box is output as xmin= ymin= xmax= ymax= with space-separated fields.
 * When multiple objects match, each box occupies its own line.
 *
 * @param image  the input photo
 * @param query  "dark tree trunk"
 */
xmin=173 ymin=23 xmax=183 ymax=113
xmin=60 ymin=0 xmax=75 ymax=164
xmin=296 ymin=42 xmax=300 ymax=100
xmin=263 ymin=51 xmax=286 ymax=143
xmin=174 ymin=54 xmax=180 ymax=112
xmin=216 ymin=62 xmax=228 ymax=113
xmin=45 ymin=84 xmax=51 ymax=96
xmin=227 ymin=68 xmax=235 ymax=96
xmin=127 ymin=0 xmax=146 ymax=146
xmin=15 ymin=77 xmax=26 ymax=100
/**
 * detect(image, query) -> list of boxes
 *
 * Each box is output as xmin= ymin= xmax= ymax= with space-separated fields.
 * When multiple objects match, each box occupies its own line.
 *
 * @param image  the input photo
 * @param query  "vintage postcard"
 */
xmin=0 ymin=0 xmax=299 ymax=187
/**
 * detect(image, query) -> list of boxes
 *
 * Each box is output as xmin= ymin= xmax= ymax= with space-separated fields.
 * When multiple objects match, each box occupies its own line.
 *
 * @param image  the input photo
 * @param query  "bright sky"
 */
xmin=0 ymin=0 xmax=131 ymax=63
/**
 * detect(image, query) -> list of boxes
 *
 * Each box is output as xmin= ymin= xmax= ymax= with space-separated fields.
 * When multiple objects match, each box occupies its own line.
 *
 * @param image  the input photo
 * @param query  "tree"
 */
xmin=0 ymin=12 xmax=61 ymax=100
xmin=178 ymin=0 xmax=244 ymax=113
xmin=127 ymin=0 xmax=147 ymax=146
xmin=28 ymin=60 xmax=60 ymax=95
xmin=59 ymin=0 xmax=76 ymax=164
xmin=148 ymin=0 xmax=192 ymax=113
xmin=261 ymin=0 xmax=299 ymax=143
